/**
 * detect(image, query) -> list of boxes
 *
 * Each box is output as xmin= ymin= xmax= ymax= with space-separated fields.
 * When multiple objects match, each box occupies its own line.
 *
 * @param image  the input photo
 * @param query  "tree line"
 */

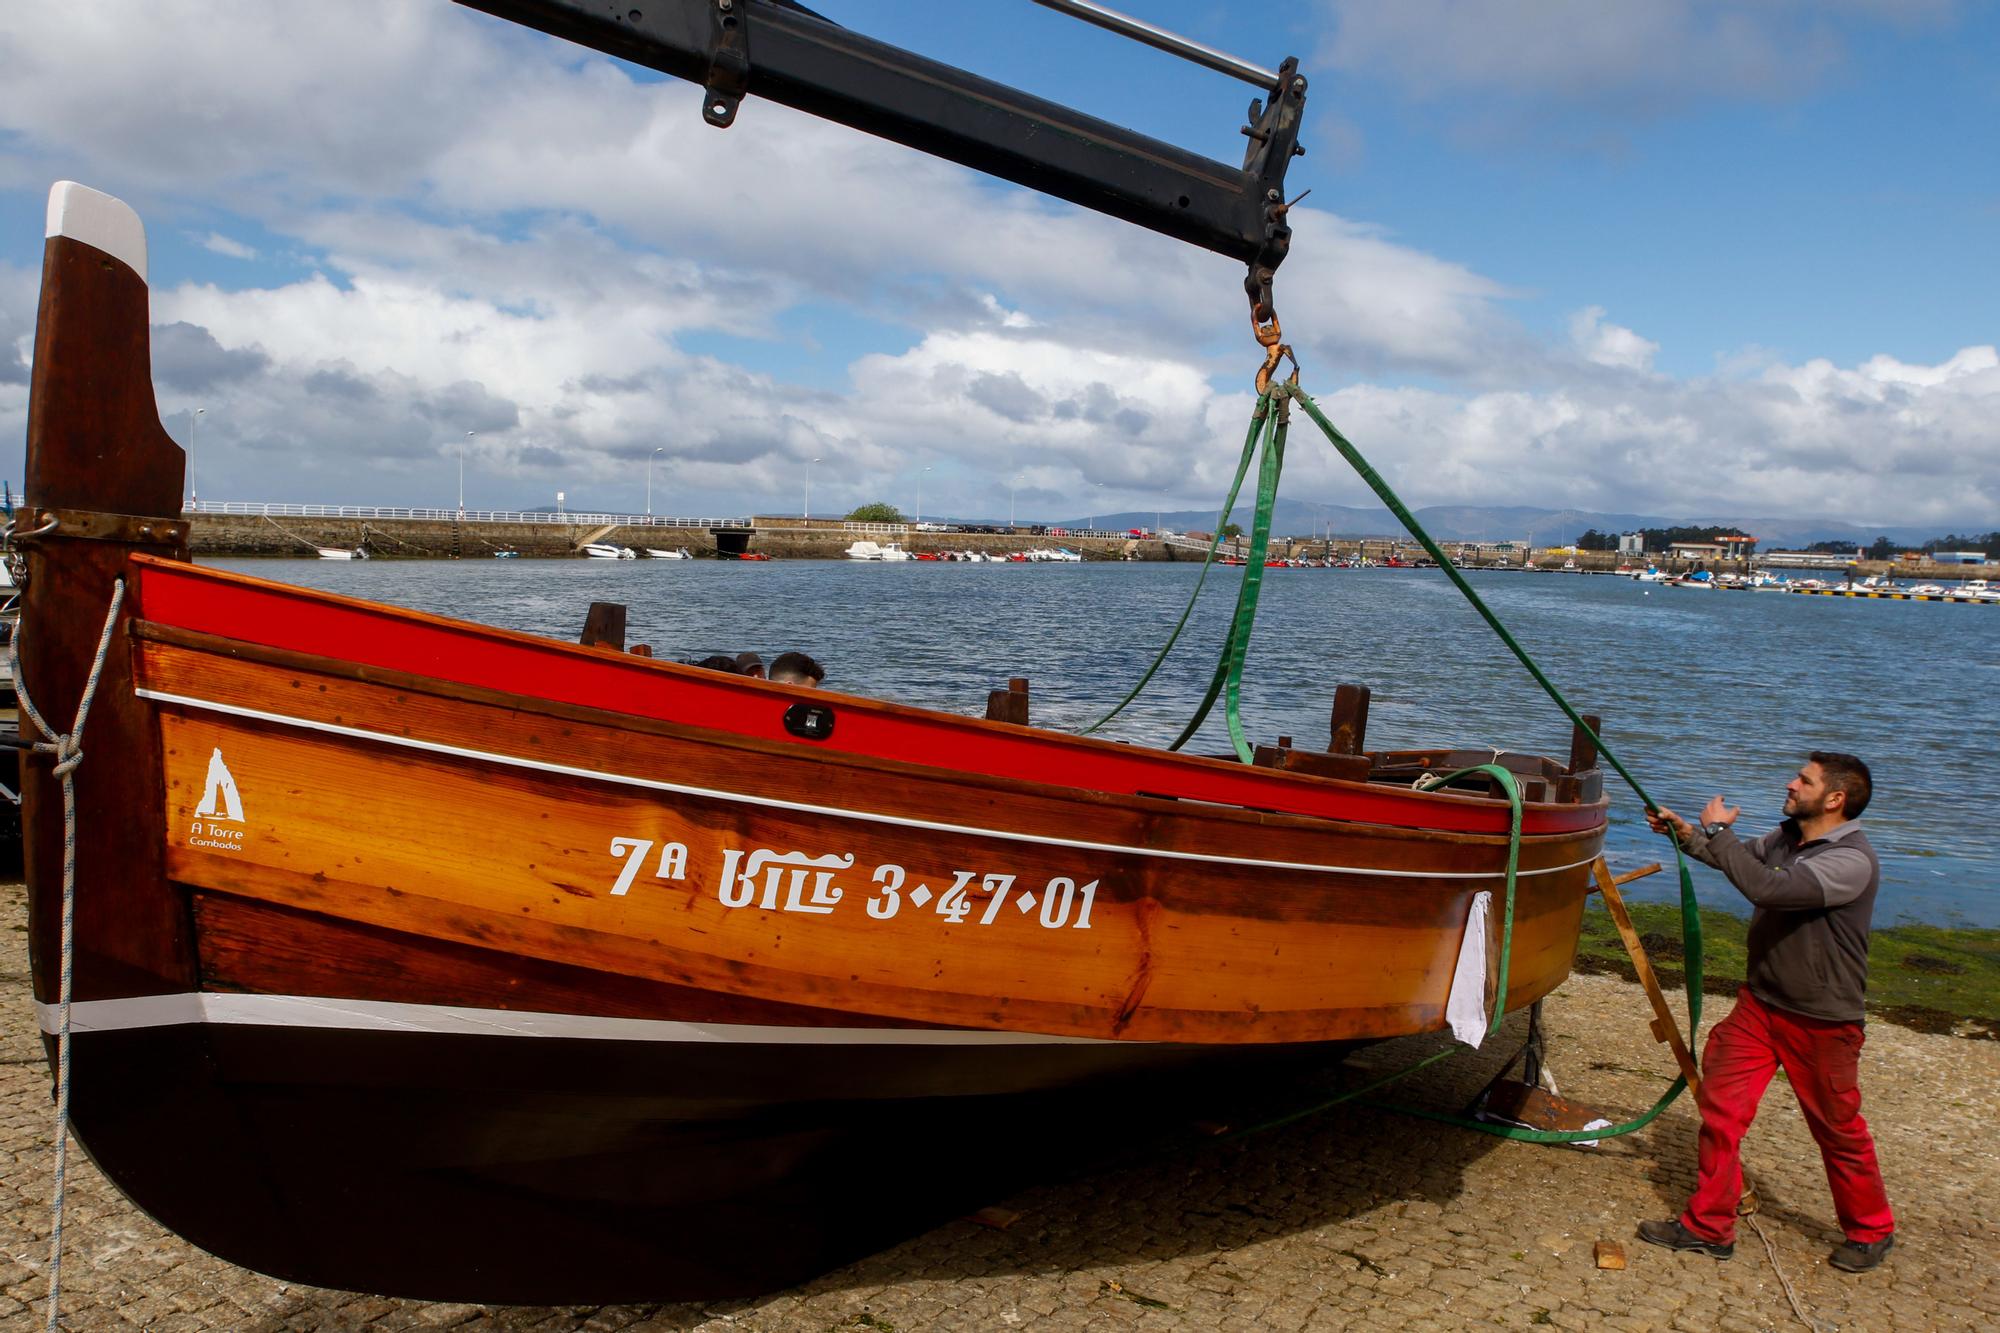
xmin=1805 ymin=531 xmax=2000 ymax=561
xmin=1574 ymin=525 xmax=1752 ymax=553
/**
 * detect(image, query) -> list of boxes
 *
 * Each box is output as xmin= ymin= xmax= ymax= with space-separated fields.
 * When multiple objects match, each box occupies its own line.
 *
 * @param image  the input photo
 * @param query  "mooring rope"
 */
xmin=9 ymin=578 xmax=128 ymax=1333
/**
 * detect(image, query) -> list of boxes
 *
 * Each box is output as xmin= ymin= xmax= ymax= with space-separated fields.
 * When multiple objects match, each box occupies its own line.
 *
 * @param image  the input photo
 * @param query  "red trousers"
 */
xmin=1681 ymin=988 xmax=1894 ymax=1244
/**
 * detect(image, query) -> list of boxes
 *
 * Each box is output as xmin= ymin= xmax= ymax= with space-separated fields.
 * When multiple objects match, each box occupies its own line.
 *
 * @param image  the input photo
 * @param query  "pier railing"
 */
xmin=184 ymin=501 xmax=753 ymax=528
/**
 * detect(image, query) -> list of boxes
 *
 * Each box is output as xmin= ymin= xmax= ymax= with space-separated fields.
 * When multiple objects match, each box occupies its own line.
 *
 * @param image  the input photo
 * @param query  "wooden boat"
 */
xmin=18 ymin=182 xmax=1609 ymax=1303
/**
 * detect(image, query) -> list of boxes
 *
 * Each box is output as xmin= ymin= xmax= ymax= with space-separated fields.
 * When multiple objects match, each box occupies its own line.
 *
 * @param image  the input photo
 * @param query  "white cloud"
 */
xmin=1569 ymin=306 xmax=1659 ymax=372
xmin=197 ymin=232 xmax=258 ymax=261
xmin=0 ymin=2 xmax=1992 ymax=531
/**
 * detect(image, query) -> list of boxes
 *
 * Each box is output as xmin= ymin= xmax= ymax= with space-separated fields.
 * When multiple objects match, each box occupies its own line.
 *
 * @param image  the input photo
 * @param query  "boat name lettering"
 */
xmin=717 ymin=847 xmax=854 ymax=914
xmin=600 ymin=839 xmax=1098 ymax=928
xmin=187 ymin=820 xmax=247 ymax=853
xmin=607 ymin=837 xmax=690 ymax=896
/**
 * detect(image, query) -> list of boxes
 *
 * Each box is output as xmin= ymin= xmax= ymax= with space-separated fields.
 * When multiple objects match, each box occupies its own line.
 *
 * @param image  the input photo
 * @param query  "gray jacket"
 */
xmin=1684 ymin=818 xmax=1879 ymax=1023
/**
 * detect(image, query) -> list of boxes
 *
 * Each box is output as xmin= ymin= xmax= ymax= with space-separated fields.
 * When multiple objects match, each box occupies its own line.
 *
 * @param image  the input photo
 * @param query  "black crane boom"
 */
xmin=454 ymin=0 xmax=1306 ymax=316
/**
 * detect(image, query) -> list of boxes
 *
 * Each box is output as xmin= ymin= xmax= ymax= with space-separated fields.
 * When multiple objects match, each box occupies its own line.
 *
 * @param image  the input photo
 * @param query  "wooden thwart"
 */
xmin=1590 ymin=857 xmax=1702 ymax=1095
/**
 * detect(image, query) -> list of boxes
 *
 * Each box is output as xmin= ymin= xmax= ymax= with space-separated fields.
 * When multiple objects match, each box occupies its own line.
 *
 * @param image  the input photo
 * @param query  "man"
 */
xmin=768 ymin=651 xmax=825 ymax=687
xmin=1637 ymin=752 xmax=1894 ymax=1273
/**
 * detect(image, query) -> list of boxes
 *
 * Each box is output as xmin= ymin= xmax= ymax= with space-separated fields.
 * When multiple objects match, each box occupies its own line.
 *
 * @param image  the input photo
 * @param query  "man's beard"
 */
xmin=1786 ymin=792 xmax=1828 ymax=818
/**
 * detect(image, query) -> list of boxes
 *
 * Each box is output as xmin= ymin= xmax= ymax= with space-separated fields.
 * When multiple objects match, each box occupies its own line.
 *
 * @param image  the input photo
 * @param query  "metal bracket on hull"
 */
xmin=11 ymin=506 xmax=189 ymax=548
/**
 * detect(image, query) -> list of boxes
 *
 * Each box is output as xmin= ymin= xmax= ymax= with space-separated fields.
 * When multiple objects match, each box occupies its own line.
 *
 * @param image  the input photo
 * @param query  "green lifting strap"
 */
xmin=1259 ymin=383 xmax=1706 ymax=1144
xmin=1173 ymin=398 xmax=1288 ymax=760
xmin=1080 ymin=393 xmax=1272 ymax=737
xmin=1081 ymin=377 xmax=1703 ymax=1143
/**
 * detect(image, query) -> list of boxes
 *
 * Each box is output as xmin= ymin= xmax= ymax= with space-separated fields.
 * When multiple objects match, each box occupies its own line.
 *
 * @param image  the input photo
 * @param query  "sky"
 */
xmin=1 ymin=0 xmax=1995 ymax=532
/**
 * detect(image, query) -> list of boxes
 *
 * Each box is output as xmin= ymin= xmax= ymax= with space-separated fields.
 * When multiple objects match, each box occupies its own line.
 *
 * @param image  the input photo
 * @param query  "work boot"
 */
xmin=1828 ymin=1234 xmax=1894 ymax=1273
xmin=1636 ymin=1218 xmax=1734 ymax=1259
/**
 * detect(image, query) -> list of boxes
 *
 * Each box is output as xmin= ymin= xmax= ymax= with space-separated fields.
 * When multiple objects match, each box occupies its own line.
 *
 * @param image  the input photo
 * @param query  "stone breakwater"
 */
xmin=5 ymin=878 xmax=1994 ymax=1330
xmin=184 ymin=514 xmax=1174 ymax=560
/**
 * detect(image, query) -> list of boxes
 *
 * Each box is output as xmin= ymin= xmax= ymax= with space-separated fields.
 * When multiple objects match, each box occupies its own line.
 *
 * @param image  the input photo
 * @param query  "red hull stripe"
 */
xmin=132 ymin=558 xmax=1601 ymax=837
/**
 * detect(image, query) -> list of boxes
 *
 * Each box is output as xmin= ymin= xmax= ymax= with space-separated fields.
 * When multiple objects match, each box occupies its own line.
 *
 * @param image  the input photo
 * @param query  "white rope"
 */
xmin=11 ymin=578 xmax=127 ymax=1333
xmin=1746 ymin=1214 xmax=1822 ymax=1333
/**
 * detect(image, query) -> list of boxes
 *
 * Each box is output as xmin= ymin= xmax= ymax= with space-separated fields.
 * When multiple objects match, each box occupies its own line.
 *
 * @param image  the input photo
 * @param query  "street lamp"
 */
xmin=1010 ymin=473 xmax=1022 ymax=528
xmin=805 ymin=456 xmax=820 ymax=520
xmin=647 ymin=447 xmax=664 ymax=518
xmin=1094 ymin=481 xmax=1104 ymax=532
xmin=461 ymin=431 xmax=472 ymax=516
xmin=916 ymin=465 xmax=931 ymax=525
xmin=187 ymin=407 xmax=205 ymax=510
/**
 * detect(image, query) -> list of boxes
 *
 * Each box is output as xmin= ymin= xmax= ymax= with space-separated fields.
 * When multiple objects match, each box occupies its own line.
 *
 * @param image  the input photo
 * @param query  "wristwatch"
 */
xmin=1702 ymin=821 xmax=1728 ymax=837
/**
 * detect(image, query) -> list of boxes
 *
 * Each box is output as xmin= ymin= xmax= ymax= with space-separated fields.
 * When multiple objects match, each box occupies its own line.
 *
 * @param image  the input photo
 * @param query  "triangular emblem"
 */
xmin=194 ymin=747 xmax=244 ymax=822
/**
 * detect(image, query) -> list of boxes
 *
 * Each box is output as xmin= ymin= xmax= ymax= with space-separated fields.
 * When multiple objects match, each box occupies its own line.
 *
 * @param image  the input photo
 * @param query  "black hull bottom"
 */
xmin=60 ymin=1021 xmax=1353 ymax=1303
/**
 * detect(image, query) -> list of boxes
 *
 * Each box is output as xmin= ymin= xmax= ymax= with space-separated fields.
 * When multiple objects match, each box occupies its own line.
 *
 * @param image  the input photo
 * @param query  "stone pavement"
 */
xmin=3 ymin=876 xmax=1995 ymax=1331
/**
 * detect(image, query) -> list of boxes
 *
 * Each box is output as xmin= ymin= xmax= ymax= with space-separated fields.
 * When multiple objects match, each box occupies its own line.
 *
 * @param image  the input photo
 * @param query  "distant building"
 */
xmin=1617 ymin=532 xmax=1645 ymax=556
xmin=1932 ymin=550 xmax=1989 ymax=565
xmin=1668 ymin=542 xmax=1726 ymax=561
xmin=1761 ymin=549 xmax=1861 ymax=569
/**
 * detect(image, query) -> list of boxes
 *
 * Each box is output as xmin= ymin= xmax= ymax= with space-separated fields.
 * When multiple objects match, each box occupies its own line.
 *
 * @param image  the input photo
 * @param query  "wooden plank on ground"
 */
xmin=1590 ymin=856 xmax=1702 ymax=1095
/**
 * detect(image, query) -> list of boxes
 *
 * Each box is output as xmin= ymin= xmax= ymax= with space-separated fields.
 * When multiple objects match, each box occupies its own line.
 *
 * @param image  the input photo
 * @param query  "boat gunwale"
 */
xmin=136 ymin=630 xmax=1609 ymax=879
xmin=125 ymin=554 xmax=1607 ymax=838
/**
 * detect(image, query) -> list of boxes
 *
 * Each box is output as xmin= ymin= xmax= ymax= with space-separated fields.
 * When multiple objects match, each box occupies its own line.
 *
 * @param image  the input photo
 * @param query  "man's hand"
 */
xmin=1699 ymin=796 xmax=1741 ymax=830
xmin=1646 ymin=805 xmax=1695 ymax=841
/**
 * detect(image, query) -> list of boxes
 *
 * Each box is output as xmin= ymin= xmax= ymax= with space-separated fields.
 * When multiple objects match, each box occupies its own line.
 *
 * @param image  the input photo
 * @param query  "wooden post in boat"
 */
xmin=20 ymin=183 xmax=195 ymax=1001
xmin=580 ymin=602 xmax=627 ymax=651
xmin=1566 ymin=713 xmax=1602 ymax=774
xmin=1558 ymin=713 xmax=1602 ymax=804
xmin=1590 ymin=858 xmax=1702 ymax=1094
xmin=985 ymin=676 xmax=1029 ymax=725
xmin=1328 ymin=683 xmax=1370 ymax=755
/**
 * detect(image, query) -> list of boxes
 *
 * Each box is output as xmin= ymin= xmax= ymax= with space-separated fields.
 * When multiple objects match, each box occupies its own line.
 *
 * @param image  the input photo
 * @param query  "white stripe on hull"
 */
xmin=38 ymin=992 xmax=1116 ymax=1045
xmin=136 ymin=688 xmax=1599 ymax=882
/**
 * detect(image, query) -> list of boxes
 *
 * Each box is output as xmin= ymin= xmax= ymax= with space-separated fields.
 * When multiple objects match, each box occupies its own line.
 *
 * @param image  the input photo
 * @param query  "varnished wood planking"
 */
xmin=160 ymin=710 xmax=1472 ymax=1041
xmin=193 ymin=893 xmax=947 ymax=1029
xmin=135 ymin=628 xmax=1604 ymax=891
xmin=145 ymin=634 xmax=1601 ymax=1043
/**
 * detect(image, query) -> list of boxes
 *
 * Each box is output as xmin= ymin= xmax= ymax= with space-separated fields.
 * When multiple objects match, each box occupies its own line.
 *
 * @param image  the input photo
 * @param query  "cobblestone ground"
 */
xmin=4 ymin=878 xmax=1994 ymax=1331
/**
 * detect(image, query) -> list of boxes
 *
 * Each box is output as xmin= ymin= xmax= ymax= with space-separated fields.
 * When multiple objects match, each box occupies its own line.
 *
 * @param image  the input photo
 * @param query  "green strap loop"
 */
xmin=1278 ymin=384 xmax=1704 ymax=1142
xmin=1085 ymin=382 xmax=1705 ymax=1146
xmin=1232 ymin=760 xmax=1521 ymax=1140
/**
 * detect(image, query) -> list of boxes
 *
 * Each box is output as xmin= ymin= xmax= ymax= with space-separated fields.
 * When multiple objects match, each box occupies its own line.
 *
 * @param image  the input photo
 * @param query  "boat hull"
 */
xmin=20 ymin=193 xmax=1610 ymax=1304
xmin=58 ymin=999 xmax=1320 ymax=1302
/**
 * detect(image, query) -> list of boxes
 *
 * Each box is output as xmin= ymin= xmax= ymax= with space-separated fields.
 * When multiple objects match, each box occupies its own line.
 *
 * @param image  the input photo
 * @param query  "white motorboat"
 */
xmin=1633 ymin=566 xmax=1673 ymax=582
xmin=315 ymin=546 xmax=367 ymax=561
xmin=644 ymin=547 xmax=691 ymax=560
xmin=877 ymin=542 xmax=913 ymax=562
xmin=1907 ymin=583 xmax=1947 ymax=597
xmin=843 ymin=540 xmax=883 ymax=560
xmin=581 ymin=543 xmax=636 ymax=559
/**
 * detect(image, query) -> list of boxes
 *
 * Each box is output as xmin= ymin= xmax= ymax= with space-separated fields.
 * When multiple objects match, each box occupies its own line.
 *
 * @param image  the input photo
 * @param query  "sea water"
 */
xmin=205 ymin=558 xmax=2000 ymax=927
